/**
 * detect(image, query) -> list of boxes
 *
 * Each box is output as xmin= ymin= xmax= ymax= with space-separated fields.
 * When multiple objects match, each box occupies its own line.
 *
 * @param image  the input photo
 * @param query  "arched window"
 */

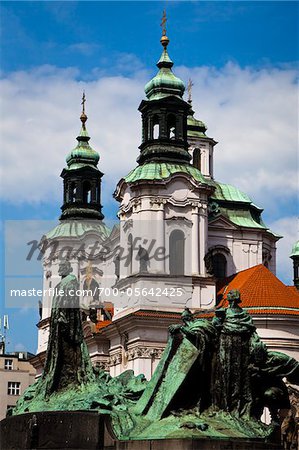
xmin=211 ymin=253 xmax=227 ymax=279
xmin=69 ymin=182 xmax=77 ymax=203
xmin=167 ymin=114 xmax=176 ymax=139
xmin=153 ymin=115 xmax=159 ymax=139
xmin=193 ymin=148 xmax=201 ymax=170
xmin=169 ymin=230 xmax=185 ymax=275
xmin=83 ymin=181 xmax=91 ymax=203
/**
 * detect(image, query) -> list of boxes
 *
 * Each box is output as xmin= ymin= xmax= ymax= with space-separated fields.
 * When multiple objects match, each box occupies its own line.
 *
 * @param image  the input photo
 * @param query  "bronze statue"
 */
xmin=42 ymin=260 xmax=94 ymax=396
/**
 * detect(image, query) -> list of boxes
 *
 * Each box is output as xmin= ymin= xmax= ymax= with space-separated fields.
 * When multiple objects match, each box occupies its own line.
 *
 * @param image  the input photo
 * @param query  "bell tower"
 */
xmin=113 ymin=14 xmax=216 ymax=319
xmin=60 ymin=93 xmax=104 ymax=220
xmin=137 ymin=28 xmax=191 ymax=165
xmin=290 ymin=241 xmax=299 ymax=290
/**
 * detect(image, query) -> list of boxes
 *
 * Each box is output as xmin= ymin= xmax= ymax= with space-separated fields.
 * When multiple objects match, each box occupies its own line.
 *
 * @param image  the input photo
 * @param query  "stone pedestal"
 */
xmin=0 ymin=412 xmax=283 ymax=450
xmin=0 ymin=411 xmax=105 ymax=450
xmin=114 ymin=439 xmax=282 ymax=450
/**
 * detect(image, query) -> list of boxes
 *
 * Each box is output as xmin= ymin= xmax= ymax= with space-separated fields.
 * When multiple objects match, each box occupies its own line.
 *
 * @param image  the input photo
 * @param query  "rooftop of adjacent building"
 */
xmin=0 ymin=350 xmax=35 ymax=360
xmin=217 ymin=264 xmax=299 ymax=316
xmin=91 ymin=264 xmax=299 ymax=335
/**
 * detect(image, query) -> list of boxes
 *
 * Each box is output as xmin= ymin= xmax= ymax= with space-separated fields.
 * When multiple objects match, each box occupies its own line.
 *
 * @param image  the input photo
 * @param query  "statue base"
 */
xmin=0 ymin=411 xmax=283 ymax=450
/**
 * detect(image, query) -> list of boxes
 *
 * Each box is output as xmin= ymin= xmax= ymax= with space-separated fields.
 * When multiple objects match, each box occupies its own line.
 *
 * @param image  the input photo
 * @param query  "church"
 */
xmin=32 ymin=24 xmax=299 ymax=380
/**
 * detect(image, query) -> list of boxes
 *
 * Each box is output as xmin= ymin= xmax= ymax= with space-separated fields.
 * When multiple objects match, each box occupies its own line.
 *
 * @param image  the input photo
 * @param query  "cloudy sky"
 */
xmin=0 ymin=1 xmax=298 ymax=353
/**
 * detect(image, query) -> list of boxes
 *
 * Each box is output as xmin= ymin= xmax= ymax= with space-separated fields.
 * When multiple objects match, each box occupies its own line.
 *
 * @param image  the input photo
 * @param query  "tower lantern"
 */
xmin=60 ymin=94 xmax=104 ymax=220
xmin=290 ymin=240 xmax=299 ymax=290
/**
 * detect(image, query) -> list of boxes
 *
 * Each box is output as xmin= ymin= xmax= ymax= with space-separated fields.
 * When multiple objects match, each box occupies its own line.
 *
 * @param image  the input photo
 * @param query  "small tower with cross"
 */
xmin=60 ymin=93 xmax=104 ymax=220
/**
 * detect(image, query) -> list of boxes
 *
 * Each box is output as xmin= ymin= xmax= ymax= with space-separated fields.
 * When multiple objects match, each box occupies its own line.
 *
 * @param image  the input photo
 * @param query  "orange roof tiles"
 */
xmin=217 ymin=264 xmax=299 ymax=315
xmin=133 ymin=310 xmax=181 ymax=319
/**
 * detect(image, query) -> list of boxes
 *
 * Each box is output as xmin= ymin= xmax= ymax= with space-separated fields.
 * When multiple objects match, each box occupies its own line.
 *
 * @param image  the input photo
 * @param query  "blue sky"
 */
xmin=0 ymin=1 xmax=298 ymax=353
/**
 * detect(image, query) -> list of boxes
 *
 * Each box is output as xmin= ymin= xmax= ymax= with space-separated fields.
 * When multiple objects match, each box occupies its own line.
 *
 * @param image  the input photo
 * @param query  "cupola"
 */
xmin=60 ymin=93 xmax=104 ymax=221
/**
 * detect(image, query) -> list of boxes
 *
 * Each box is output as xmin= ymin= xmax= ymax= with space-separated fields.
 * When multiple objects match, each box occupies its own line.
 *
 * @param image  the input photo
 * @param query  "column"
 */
xmin=199 ymin=205 xmax=208 ymax=275
xmin=156 ymin=202 xmax=165 ymax=273
xmin=191 ymin=203 xmax=199 ymax=275
xmin=90 ymin=180 xmax=97 ymax=203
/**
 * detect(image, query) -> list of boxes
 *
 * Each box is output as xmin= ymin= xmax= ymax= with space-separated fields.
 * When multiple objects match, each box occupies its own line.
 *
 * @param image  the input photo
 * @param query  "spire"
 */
xmin=187 ymin=79 xmax=194 ymax=105
xmin=186 ymin=80 xmax=208 ymax=138
xmin=66 ymin=93 xmax=99 ymax=169
xmin=80 ymin=91 xmax=87 ymax=130
xmin=159 ymin=9 xmax=171 ymax=62
xmin=144 ymin=11 xmax=185 ymax=101
xmin=60 ymin=93 xmax=104 ymax=221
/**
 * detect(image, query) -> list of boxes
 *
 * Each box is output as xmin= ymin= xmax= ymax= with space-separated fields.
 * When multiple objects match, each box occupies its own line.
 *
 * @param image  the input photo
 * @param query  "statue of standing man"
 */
xmin=43 ymin=260 xmax=94 ymax=396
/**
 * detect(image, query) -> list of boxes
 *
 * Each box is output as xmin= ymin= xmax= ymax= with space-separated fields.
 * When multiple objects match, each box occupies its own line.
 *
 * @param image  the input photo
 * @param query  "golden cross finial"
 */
xmin=161 ymin=10 xmax=167 ymax=36
xmin=81 ymin=91 xmax=86 ymax=114
xmin=187 ymin=79 xmax=194 ymax=104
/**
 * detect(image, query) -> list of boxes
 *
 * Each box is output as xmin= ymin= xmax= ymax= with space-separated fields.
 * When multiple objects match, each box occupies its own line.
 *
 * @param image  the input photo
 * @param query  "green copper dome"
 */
xmin=144 ymin=38 xmax=185 ymax=101
xmin=211 ymin=182 xmax=253 ymax=204
xmin=290 ymin=240 xmax=299 ymax=257
xmin=124 ymin=162 xmax=212 ymax=185
xmin=187 ymin=112 xmax=208 ymax=138
xmin=66 ymin=126 xmax=99 ymax=170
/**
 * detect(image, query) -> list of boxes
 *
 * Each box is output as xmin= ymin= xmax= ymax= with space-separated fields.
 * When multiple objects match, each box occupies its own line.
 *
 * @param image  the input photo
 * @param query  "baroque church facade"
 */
xmin=33 ymin=28 xmax=299 ymax=380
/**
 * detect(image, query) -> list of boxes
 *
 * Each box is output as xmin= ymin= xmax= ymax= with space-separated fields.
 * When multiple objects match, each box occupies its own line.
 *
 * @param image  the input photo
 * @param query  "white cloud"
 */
xmin=0 ymin=61 xmax=298 ymax=283
xmin=268 ymin=216 xmax=298 ymax=285
xmin=176 ymin=63 xmax=298 ymax=213
xmin=68 ymin=42 xmax=101 ymax=56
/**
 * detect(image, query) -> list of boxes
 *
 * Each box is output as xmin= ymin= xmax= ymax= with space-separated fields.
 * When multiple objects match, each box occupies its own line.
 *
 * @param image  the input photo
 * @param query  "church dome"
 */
xmin=187 ymin=113 xmax=207 ymax=138
xmin=144 ymin=35 xmax=185 ymax=101
xmin=65 ymin=112 xmax=99 ymax=170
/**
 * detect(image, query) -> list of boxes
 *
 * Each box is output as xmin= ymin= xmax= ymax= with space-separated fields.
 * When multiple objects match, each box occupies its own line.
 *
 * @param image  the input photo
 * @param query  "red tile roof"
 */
xmin=217 ymin=264 xmax=299 ymax=316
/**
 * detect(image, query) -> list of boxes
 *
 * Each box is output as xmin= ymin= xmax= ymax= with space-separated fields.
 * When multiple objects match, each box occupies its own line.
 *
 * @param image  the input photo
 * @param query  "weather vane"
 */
xmin=187 ymin=79 xmax=194 ymax=104
xmin=81 ymin=91 xmax=86 ymax=114
xmin=161 ymin=10 xmax=167 ymax=36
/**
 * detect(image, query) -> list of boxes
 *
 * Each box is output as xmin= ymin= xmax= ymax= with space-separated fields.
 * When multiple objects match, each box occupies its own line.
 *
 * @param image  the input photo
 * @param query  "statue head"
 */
xmin=227 ymin=289 xmax=241 ymax=306
xmin=182 ymin=307 xmax=194 ymax=324
xmin=58 ymin=260 xmax=73 ymax=278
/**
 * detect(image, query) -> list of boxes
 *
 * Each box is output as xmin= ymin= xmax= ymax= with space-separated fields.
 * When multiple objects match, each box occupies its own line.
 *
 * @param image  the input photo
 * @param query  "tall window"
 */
xmin=7 ymin=382 xmax=20 ymax=396
xmin=193 ymin=148 xmax=201 ymax=170
xmin=153 ymin=115 xmax=160 ymax=139
xmin=4 ymin=359 xmax=13 ymax=370
xmin=212 ymin=253 xmax=227 ymax=279
xmin=69 ymin=182 xmax=77 ymax=203
xmin=169 ymin=230 xmax=185 ymax=275
xmin=83 ymin=181 xmax=91 ymax=203
xmin=167 ymin=114 xmax=176 ymax=139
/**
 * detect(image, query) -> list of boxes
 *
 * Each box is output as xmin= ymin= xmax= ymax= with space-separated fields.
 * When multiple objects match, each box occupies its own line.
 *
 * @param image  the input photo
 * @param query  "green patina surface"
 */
xmin=13 ymin=370 xmax=147 ymax=416
xmin=144 ymin=47 xmax=185 ymax=101
xmin=291 ymin=240 xmax=299 ymax=257
xmin=211 ymin=182 xmax=253 ymax=204
xmin=187 ymin=114 xmax=209 ymax=139
xmin=112 ymin=409 xmax=272 ymax=441
xmin=45 ymin=220 xmax=110 ymax=240
xmin=12 ymin=294 xmax=299 ymax=444
xmin=124 ymin=162 xmax=212 ymax=185
xmin=65 ymin=126 xmax=100 ymax=171
xmin=210 ymin=182 xmax=280 ymax=233
xmin=218 ymin=207 xmax=267 ymax=229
